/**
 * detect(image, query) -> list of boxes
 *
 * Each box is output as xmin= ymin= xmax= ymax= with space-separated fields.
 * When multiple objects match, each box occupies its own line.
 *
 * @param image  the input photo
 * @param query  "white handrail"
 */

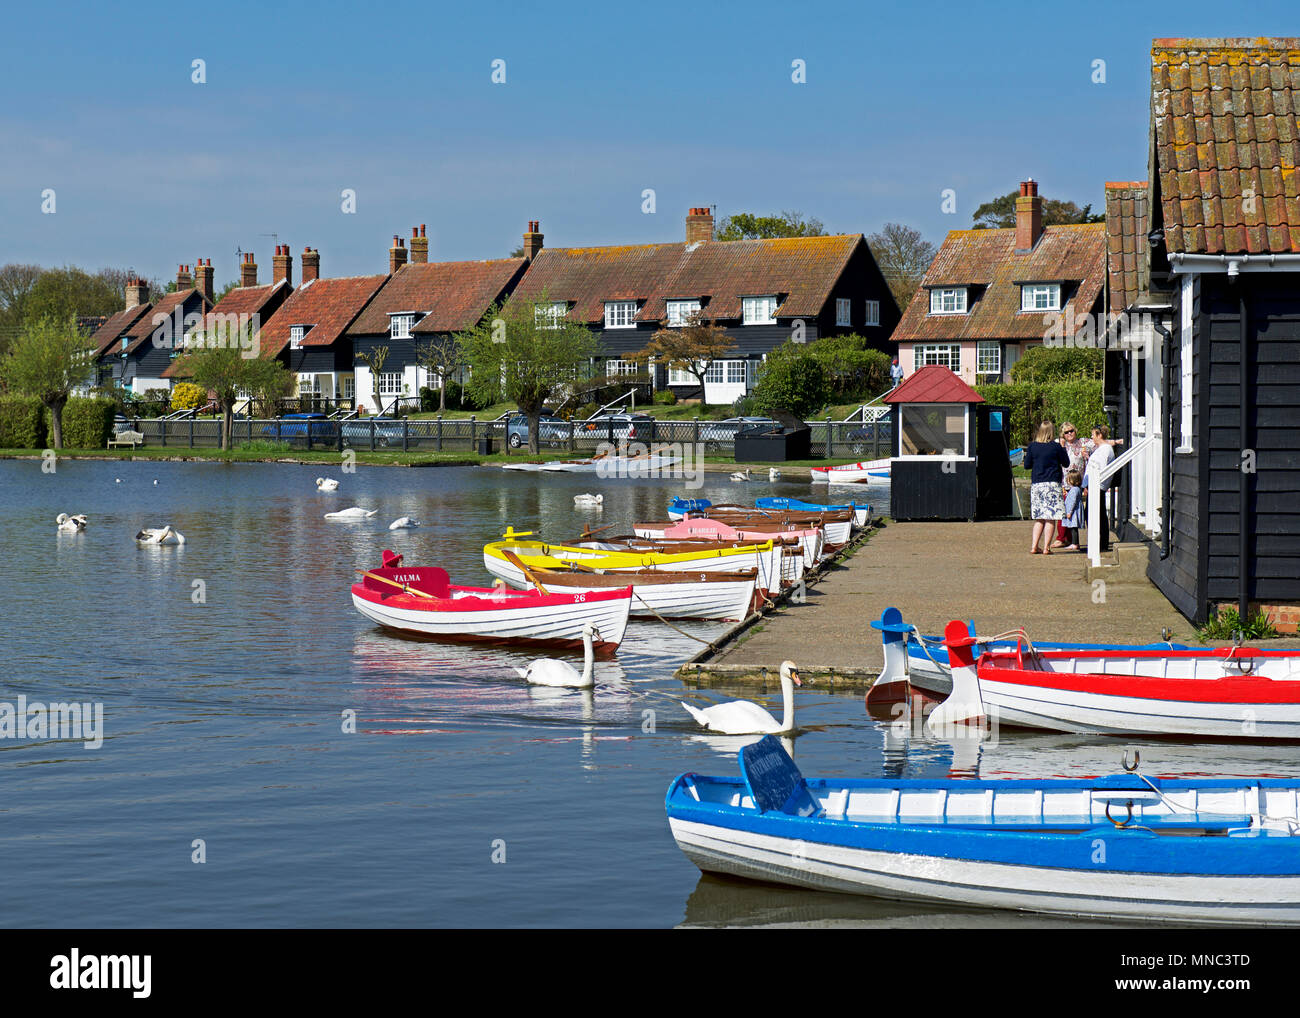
xmin=1087 ymin=434 xmax=1157 ymax=566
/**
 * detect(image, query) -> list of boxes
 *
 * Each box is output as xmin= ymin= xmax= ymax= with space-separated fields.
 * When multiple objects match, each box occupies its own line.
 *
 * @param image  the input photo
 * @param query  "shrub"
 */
xmin=0 ymin=395 xmax=46 ymax=448
xmin=235 ymin=440 xmax=293 ymax=454
xmin=578 ymin=402 xmax=600 ymax=420
xmin=58 ymin=397 xmax=116 ymax=449
xmin=1009 ymin=345 xmax=1104 ymax=384
xmin=805 ymin=336 xmax=892 ymax=400
xmin=752 ymin=350 xmax=831 ymax=419
xmin=90 ymin=384 xmax=130 ymax=414
xmin=653 ymin=389 xmax=677 ymax=406
xmin=731 ymin=395 xmax=758 ymax=417
xmin=170 ymin=382 xmax=206 ymax=412
xmin=974 ymin=380 xmax=1104 ymax=447
xmin=1197 ymin=607 xmax=1280 ymax=643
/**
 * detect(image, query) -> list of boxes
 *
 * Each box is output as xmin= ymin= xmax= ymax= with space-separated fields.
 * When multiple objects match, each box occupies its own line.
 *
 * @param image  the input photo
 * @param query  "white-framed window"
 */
xmin=916 ymin=344 xmax=961 ymax=371
xmin=604 ymin=301 xmax=637 ymax=329
xmin=666 ymin=299 xmax=701 ymax=327
xmin=389 ymin=313 xmax=415 ymax=339
xmin=379 ymin=372 xmax=403 ymax=396
xmin=900 ymin=404 xmax=968 ymax=458
xmin=536 ymin=301 xmax=567 ymax=328
xmin=864 ymin=300 xmax=880 ymax=326
xmin=703 ymin=360 xmax=747 ymax=384
xmin=742 ymin=296 xmax=778 ymax=325
xmin=976 ymin=341 xmax=1002 ymax=378
xmin=289 ymin=325 xmax=305 ymax=350
xmin=1178 ymin=275 xmax=1194 ymax=451
xmin=297 ymin=373 xmax=320 ymax=395
xmin=836 ymin=298 xmax=852 ymax=326
xmin=726 ymin=360 xmax=746 ymax=384
xmin=1020 ymin=283 xmax=1061 ymax=312
xmin=668 ymin=366 xmax=696 ymax=385
xmin=341 ymin=376 xmax=355 ymax=399
xmin=929 ymin=288 xmax=968 ymax=315
xmin=605 ymin=359 xmax=640 ymax=377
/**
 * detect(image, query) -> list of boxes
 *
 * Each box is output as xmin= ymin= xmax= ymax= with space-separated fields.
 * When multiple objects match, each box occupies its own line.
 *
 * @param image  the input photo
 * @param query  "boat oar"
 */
xmin=501 ymin=549 xmax=550 ymax=594
xmin=574 ymin=523 xmax=617 ymax=542
xmin=356 ymin=568 xmax=436 ymax=599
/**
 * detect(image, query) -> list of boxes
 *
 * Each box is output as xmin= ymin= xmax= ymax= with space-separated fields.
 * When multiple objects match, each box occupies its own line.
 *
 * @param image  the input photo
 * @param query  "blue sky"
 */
xmin=2 ymin=1 xmax=1296 ymax=286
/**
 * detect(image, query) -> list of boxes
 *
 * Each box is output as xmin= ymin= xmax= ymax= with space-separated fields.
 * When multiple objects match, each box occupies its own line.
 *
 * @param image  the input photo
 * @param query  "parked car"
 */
xmin=506 ymin=412 xmax=570 ymax=448
xmin=581 ymin=412 xmax=655 ymax=442
xmin=262 ymin=413 xmax=338 ymax=442
xmin=699 ymin=417 xmax=778 ymax=442
xmin=846 ymin=419 xmax=893 ymax=454
xmin=340 ymin=418 xmax=407 ymax=448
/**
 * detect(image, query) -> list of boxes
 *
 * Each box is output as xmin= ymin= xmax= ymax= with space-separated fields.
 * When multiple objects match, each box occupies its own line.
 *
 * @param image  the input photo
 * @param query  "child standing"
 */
xmin=1062 ymin=468 xmax=1084 ymax=551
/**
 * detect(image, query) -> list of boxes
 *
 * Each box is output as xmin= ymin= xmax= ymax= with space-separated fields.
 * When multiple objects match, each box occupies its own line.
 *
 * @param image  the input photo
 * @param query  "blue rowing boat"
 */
xmin=666 ymin=735 xmax=1300 ymax=924
xmin=866 ymin=606 xmax=1189 ymax=705
xmin=755 ymin=497 xmax=872 ymax=528
xmin=667 ymin=497 xmax=712 ymax=520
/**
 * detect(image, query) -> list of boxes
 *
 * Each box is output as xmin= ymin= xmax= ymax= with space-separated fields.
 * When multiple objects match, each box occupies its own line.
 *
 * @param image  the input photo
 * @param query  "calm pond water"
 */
xmin=1 ymin=459 xmax=1295 ymax=928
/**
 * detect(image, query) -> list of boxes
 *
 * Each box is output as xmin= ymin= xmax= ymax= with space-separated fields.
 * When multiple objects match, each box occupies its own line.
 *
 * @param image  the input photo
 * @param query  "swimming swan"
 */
xmin=516 ymin=624 xmax=600 ymax=688
xmin=316 ymin=477 xmax=339 ymax=491
xmin=573 ymin=493 xmax=603 ymax=506
xmin=682 ymin=660 xmax=801 ymax=734
xmin=56 ymin=513 xmax=87 ymax=533
xmin=324 ymin=508 xmax=377 ymax=519
xmin=388 ymin=517 xmax=421 ymax=530
xmin=135 ymin=525 xmax=185 ymax=545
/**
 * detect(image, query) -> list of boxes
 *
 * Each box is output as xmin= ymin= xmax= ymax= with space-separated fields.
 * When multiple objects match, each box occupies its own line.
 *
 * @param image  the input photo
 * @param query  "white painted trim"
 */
xmin=1170 ymin=252 xmax=1300 ymax=274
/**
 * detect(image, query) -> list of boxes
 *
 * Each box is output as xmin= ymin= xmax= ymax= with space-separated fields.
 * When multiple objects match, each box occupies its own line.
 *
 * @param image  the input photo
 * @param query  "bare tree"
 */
xmin=356 ymin=345 xmax=390 ymax=415
xmin=867 ymin=223 xmax=937 ymax=313
xmin=415 ymin=335 xmax=463 ymax=412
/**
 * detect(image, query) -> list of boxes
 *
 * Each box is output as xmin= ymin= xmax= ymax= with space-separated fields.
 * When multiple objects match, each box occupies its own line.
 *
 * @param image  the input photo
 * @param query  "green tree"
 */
xmin=972 ymin=191 xmax=1104 ymax=229
xmin=805 ymin=335 xmax=893 ymax=401
xmin=176 ymin=335 xmax=290 ymax=450
xmin=715 ymin=210 xmax=826 ymax=241
xmin=457 ymin=295 xmax=596 ymax=454
xmin=751 ymin=344 xmax=831 ymax=419
xmin=635 ymin=316 xmax=735 ymax=406
xmin=867 ymin=223 xmax=936 ymax=312
xmin=0 ymin=316 xmax=94 ymax=448
xmin=1008 ymin=345 xmax=1104 ymax=383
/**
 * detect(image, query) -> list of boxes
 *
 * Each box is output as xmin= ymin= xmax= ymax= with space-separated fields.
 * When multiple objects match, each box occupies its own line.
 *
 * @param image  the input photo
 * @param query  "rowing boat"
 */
xmin=667 ymin=734 xmax=1300 ymax=925
xmin=667 ymin=497 xmax=712 ymax=520
xmin=351 ymin=550 xmax=632 ymax=651
xmin=755 ymin=497 xmax=872 ymax=528
xmin=810 ymin=458 xmax=891 ymax=485
xmin=526 ymin=566 xmax=758 ymax=621
xmin=632 ymin=519 xmax=824 ymax=568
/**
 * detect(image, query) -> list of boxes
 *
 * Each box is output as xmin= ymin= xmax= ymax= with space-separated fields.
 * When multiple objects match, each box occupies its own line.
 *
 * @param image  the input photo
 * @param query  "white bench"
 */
xmin=108 ymin=430 xmax=144 ymax=449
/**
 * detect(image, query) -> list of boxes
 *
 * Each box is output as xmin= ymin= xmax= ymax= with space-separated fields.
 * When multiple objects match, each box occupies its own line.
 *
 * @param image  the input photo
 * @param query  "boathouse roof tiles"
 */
xmin=893 ymin=223 xmax=1106 ymax=342
xmin=258 ymin=275 xmax=387 ymax=358
xmin=506 ymin=235 xmax=861 ymax=324
xmin=883 ymin=364 xmax=985 ymax=404
xmin=347 ymin=258 xmax=527 ymax=337
xmin=1105 ymin=182 xmax=1151 ymax=310
xmin=1151 ymin=38 xmax=1300 ymax=254
xmin=90 ymin=303 xmax=154 ymax=359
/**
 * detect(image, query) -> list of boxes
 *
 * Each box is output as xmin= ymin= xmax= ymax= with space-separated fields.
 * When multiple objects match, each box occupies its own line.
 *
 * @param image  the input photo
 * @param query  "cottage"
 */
xmin=346 ymin=227 xmax=527 ymax=413
xmin=505 ymin=209 xmax=899 ymax=404
xmin=892 ymin=180 xmax=1106 ymax=385
xmin=1111 ymin=37 xmax=1300 ymax=628
xmin=89 ymin=278 xmax=155 ymax=389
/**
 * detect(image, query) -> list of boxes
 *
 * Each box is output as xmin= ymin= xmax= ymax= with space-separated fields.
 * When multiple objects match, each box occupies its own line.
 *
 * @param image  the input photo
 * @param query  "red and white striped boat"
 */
xmin=351 ymin=551 xmax=632 ymax=652
xmin=930 ymin=620 xmax=1300 ymax=739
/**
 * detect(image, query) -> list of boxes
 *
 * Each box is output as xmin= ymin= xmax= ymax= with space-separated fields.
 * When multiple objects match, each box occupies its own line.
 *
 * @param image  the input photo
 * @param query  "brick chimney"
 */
xmin=240 ymin=252 xmax=258 ymax=288
xmin=686 ymin=207 xmax=714 ymax=244
xmin=176 ymin=263 xmax=193 ymax=290
xmin=125 ymin=276 xmax=149 ymax=310
xmin=410 ymin=225 xmax=429 ymax=264
xmin=522 ymin=220 xmax=544 ymax=260
xmin=273 ymin=244 xmax=293 ymax=287
xmin=1015 ymin=179 xmax=1043 ymax=252
xmin=195 ymin=258 xmax=214 ymax=304
xmin=301 ymin=246 xmax=319 ymax=283
xmin=389 ymin=235 xmax=407 ymax=274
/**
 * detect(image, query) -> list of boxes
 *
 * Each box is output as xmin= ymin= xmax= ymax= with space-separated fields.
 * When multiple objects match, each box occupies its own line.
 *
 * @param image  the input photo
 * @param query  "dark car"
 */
xmin=847 ymin=419 xmax=892 ymax=454
xmin=263 ymin=413 xmax=338 ymax=442
xmin=340 ymin=418 xmax=406 ymax=448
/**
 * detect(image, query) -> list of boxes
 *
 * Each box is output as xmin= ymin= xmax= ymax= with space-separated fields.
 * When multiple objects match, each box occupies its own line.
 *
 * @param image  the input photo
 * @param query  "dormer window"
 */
xmin=929 ymin=288 xmax=968 ymax=315
xmin=389 ymin=313 xmax=416 ymax=339
xmin=536 ymin=301 xmax=567 ymax=329
xmin=290 ymin=325 xmax=306 ymax=350
xmin=1020 ymin=283 xmax=1061 ymax=311
xmin=666 ymin=299 xmax=701 ymax=327
xmin=604 ymin=301 xmax=637 ymax=329
xmin=743 ymin=296 xmax=778 ymax=325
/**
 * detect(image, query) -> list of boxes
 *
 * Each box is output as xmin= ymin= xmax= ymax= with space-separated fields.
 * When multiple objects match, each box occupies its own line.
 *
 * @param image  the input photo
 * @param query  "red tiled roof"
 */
xmin=160 ymin=280 xmax=291 ymax=379
xmin=122 ymin=288 xmax=213 ymax=354
xmin=883 ymin=365 xmax=984 ymax=404
xmin=347 ymin=259 xmax=526 ymax=336
xmin=506 ymin=235 xmax=861 ymax=324
xmin=893 ymin=224 xmax=1106 ymax=342
xmin=90 ymin=304 xmax=154 ymax=359
xmin=1151 ymin=38 xmax=1300 ymax=254
xmin=257 ymin=275 xmax=387 ymax=358
xmin=1105 ymin=182 xmax=1150 ymax=309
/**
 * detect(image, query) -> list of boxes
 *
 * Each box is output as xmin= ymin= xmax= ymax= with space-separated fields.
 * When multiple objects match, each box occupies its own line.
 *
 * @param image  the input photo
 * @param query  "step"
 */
xmin=1084 ymin=541 xmax=1149 ymax=583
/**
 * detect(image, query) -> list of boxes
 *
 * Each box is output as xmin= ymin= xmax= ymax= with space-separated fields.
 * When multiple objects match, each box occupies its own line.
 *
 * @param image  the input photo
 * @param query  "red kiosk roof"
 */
xmin=883 ymin=365 xmax=985 ymax=405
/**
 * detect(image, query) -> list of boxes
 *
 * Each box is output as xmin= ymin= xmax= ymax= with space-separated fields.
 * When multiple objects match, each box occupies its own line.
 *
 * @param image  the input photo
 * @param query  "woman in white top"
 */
xmin=1084 ymin=425 xmax=1116 ymax=552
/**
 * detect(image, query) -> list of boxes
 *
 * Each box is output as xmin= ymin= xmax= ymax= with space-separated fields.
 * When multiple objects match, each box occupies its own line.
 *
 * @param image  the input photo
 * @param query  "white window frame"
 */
xmin=297 ymin=372 xmax=320 ymax=395
xmin=836 ymin=298 xmax=852 ymax=326
xmin=929 ymin=287 xmax=968 ymax=315
xmin=605 ymin=359 xmax=640 ymax=377
xmin=915 ymin=343 xmax=962 ymax=372
xmin=742 ymin=296 xmax=778 ymax=325
xmin=666 ymin=299 xmax=701 ymax=327
xmin=536 ymin=301 xmax=567 ymax=329
xmin=864 ymin=300 xmax=880 ymax=326
xmin=667 ymin=366 xmax=696 ymax=385
xmin=389 ymin=313 xmax=416 ymax=339
xmin=976 ymin=340 xmax=1002 ymax=378
xmin=289 ymin=325 xmax=305 ymax=350
xmin=1178 ymin=275 xmax=1194 ymax=452
xmin=726 ymin=360 xmax=746 ymax=384
xmin=895 ymin=403 xmax=971 ymax=460
xmin=604 ymin=301 xmax=637 ymax=329
xmin=1020 ymin=283 xmax=1061 ymax=312
xmin=341 ymin=376 xmax=355 ymax=400
xmin=378 ymin=372 xmax=404 ymax=396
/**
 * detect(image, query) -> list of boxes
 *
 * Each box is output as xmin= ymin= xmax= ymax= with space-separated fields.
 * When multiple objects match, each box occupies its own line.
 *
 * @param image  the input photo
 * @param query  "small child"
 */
xmin=1062 ymin=468 xmax=1083 ymax=550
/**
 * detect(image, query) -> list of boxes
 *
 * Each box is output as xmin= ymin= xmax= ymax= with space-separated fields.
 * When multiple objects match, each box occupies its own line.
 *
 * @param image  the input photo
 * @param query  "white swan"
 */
xmin=316 ymin=477 xmax=339 ymax=491
xmin=573 ymin=493 xmax=603 ymax=506
xmin=730 ymin=468 xmax=752 ymax=482
xmin=516 ymin=624 xmax=600 ymax=688
xmin=388 ymin=517 xmax=420 ymax=530
xmin=56 ymin=513 xmax=87 ymax=533
xmin=135 ymin=525 xmax=185 ymax=545
xmin=324 ymin=507 xmax=377 ymax=519
xmin=768 ymin=468 xmax=782 ymax=482
xmin=682 ymin=660 xmax=801 ymax=734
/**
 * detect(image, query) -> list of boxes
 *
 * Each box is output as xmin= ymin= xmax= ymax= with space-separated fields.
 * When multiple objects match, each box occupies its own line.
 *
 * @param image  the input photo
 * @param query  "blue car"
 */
xmin=263 ymin=413 xmax=338 ymax=442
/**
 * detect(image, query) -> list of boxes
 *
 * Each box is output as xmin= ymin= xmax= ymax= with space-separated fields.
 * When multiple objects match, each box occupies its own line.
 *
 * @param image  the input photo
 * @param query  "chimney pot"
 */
xmin=523 ymin=220 xmax=544 ymax=260
xmin=686 ymin=206 xmax=714 ymax=244
xmin=273 ymin=244 xmax=293 ymax=288
xmin=1015 ymin=179 xmax=1044 ymax=251
xmin=301 ymin=246 xmax=321 ymax=283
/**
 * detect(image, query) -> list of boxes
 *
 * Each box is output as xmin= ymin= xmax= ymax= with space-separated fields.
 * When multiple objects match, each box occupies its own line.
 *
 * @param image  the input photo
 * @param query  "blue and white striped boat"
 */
xmin=667 ymin=497 xmax=712 ymax=520
xmin=667 ymin=735 xmax=1300 ymax=925
xmin=755 ymin=497 xmax=872 ymax=529
xmin=866 ymin=606 xmax=1188 ymax=705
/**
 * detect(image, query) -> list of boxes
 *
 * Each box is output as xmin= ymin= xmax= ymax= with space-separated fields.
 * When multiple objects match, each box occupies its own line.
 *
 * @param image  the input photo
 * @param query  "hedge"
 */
xmin=974 ymin=380 xmax=1105 ymax=447
xmin=58 ymin=397 xmax=117 ymax=449
xmin=0 ymin=395 xmax=46 ymax=448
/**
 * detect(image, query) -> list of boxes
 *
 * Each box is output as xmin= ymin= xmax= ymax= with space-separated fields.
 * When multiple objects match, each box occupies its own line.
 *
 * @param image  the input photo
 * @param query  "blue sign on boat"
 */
xmin=740 ymin=736 xmax=819 ymax=816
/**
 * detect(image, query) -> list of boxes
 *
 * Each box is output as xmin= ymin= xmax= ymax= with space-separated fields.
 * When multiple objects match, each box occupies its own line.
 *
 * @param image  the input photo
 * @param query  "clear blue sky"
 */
xmin=2 ymin=1 xmax=1295 ymax=286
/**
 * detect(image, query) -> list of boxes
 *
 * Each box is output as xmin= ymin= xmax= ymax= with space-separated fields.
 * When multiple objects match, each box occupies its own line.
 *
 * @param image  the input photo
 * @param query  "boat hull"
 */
xmin=810 ymin=459 xmax=891 ymax=485
xmin=526 ymin=570 xmax=757 ymax=621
